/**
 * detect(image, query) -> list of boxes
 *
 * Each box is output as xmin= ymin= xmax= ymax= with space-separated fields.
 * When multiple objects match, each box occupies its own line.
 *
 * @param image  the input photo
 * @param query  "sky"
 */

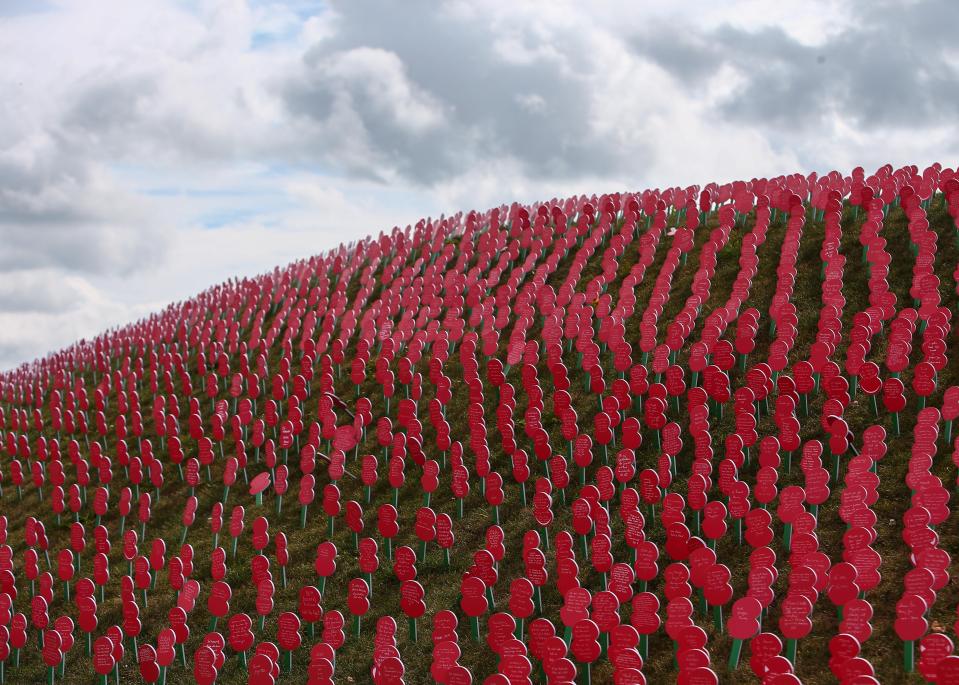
xmin=1 ymin=0 xmax=957 ymax=370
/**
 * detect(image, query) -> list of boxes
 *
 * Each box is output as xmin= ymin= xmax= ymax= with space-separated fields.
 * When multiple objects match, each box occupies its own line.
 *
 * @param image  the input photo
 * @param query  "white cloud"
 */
xmin=515 ymin=93 xmax=547 ymax=115
xmin=321 ymin=48 xmax=447 ymax=134
xmin=0 ymin=270 xmax=155 ymax=369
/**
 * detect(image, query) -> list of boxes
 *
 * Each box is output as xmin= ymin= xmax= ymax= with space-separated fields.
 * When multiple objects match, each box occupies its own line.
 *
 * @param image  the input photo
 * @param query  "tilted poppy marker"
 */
xmin=249 ymin=472 xmax=271 ymax=508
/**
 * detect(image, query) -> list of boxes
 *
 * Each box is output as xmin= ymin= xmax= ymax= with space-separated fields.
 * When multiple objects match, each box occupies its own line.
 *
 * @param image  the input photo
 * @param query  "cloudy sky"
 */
xmin=1 ymin=0 xmax=956 ymax=370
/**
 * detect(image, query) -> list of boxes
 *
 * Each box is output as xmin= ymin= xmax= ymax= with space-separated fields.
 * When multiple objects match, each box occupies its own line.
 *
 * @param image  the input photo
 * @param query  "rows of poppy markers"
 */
xmin=1 ymin=163 xmax=959 ymax=684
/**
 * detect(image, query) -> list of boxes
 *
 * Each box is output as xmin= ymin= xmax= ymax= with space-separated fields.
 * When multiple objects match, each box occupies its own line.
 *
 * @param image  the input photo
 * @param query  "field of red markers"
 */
xmin=1 ymin=164 xmax=959 ymax=683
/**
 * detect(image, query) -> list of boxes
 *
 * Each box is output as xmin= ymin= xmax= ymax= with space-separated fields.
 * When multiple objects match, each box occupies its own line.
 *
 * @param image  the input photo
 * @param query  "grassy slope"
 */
xmin=3 ymin=197 xmax=959 ymax=684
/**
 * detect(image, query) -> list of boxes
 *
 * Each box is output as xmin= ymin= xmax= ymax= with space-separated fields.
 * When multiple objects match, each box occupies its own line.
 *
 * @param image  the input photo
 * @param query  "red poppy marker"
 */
xmin=460 ymin=576 xmax=487 ymax=642
xmin=571 ymin=618 xmax=601 ymax=685
xmin=93 ymin=635 xmax=115 ymax=685
xmin=400 ymin=580 xmax=426 ymax=642
xmin=277 ymin=612 xmax=302 ymax=672
xmin=896 ymin=594 xmax=928 ymax=672
xmin=314 ymin=541 xmax=337 ymax=598
xmin=249 ymin=472 xmax=271 ymax=507
xmin=727 ymin=597 xmax=761 ymax=670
